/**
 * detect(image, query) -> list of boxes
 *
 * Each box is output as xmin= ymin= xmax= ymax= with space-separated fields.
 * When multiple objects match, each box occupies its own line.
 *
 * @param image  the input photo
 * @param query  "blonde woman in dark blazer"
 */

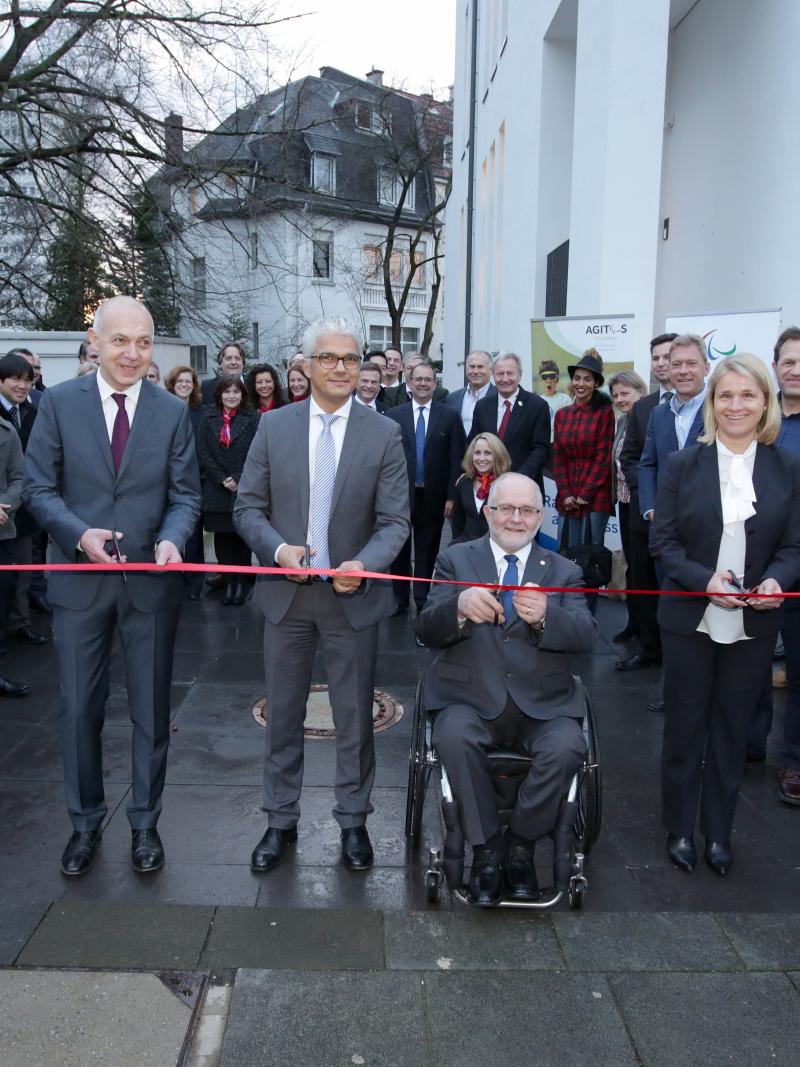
xmin=650 ymin=354 xmax=800 ymax=877
xmin=450 ymin=432 xmax=511 ymax=544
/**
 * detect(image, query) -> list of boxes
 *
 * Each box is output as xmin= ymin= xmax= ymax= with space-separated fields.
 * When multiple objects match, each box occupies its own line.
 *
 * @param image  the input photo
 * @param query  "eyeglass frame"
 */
xmin=310 ymin=352 xmax=362 ymax=369
xmin=485 ymin=504 xmax=543 ymax=519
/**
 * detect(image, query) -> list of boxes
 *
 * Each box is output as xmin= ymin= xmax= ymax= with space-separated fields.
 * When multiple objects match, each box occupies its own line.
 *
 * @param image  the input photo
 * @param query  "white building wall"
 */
xmin=655 ymin=0 xmax=800 ymax=335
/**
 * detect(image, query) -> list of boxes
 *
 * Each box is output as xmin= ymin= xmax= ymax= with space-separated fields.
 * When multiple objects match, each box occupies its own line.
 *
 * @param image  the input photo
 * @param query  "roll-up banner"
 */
xmin=664 ymin=308 xmax=782 ymax=376
xmin=530 ymin=315 xmax=637 ymax=551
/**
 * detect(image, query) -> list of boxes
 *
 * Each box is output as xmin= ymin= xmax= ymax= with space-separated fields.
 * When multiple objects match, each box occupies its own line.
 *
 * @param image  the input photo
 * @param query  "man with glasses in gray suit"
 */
xmin=235 ymin=317 xmax=409 ymax=874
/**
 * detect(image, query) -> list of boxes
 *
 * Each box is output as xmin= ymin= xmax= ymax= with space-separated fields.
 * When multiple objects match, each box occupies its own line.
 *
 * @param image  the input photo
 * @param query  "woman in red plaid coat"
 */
xmin=552 ymin=351 xmax=615 ymax=550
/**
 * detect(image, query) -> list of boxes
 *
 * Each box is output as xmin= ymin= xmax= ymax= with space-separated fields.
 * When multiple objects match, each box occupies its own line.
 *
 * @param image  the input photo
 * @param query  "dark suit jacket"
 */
xmin=383 ymin=381 xmax=449 ymax=409
xmin=0 ymin=398 xmax=37 ymax=536
xmin=619 ymin=390 xmax=660 ymax=532
xmin=638 ymin=398 xmax=705 ymax=518
xmin=450 ymin=476 xmax=488 ymax=543
xmin=417 ymin=535 xmax=596 ymax=719
xmin=233 ymin=398 xmax=410 ymax=628
xmin=23 ymin=376 xmax=201 ymax=611
xmin=353 ymin=396 xmax=386 ymax=415
xmin=469 ymin=387 xmax=550 ymax=489
xmin=386 ymin=400 xmax=465 ymax=521
xmin=649 ymin=441 xmax=800 ymax=637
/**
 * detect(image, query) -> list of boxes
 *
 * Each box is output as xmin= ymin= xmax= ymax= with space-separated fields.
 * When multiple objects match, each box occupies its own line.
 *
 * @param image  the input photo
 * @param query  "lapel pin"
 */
xmin=540 ymin=559 xmax=546 ymax=566
xmin=517 ymin=400 xmax=523 ymax=407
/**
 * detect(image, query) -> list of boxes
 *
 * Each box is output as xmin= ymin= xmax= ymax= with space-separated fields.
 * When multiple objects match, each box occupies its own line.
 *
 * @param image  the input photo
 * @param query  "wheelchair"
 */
xmin=404 ymin=677 xmax=602 ymax=910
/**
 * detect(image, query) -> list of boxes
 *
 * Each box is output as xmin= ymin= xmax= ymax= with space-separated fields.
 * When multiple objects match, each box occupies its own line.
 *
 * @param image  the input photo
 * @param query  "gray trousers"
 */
xmin=8 ymin=533 xmax=31 ymax=632
xmin=262 ymin=581 xmax=378 ymax=829
xmin=432 ymin=698 xmax=586 ymax=847
xmin=53 ymin=577 xmax=181 ymax=832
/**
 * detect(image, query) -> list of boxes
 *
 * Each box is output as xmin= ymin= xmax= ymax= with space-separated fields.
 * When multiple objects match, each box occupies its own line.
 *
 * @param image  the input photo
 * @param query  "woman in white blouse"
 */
xmin=650 ymin=355 xmax=800 ymax=877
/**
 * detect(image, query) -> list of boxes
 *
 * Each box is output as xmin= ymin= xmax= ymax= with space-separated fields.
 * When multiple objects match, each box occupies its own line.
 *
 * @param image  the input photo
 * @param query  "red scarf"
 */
xmin=258 ymin=398 xmax=275 ymax=413
xmin=219 ymin=406 xmax=238 ymax=447
xmin=475 ymin=472 xmax=495 ymax=500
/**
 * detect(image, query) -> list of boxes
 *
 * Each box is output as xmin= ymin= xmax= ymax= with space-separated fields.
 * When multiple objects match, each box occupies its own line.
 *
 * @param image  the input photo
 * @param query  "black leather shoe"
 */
xmin=667 ymin=834 xmax=697 ymax=872
xmin=10 ymin=626 xmax=49 ymax=645
xmin=61 ymin=829 xmax=101 ymax=876
xmin=469 ymin=847 xmax=504 ymax=905
xmin=132 ymin=828 xmax=164 ymax=873
xmin=612 ymin=626 xmax=637 ymax=643
xmin=222 ymin=583 xmax=235 ymax=605
xmin=615 ymin=652 xmax=662 ymax=672
xmin=205 ymin=573 xmax=224 ymax=589
xmin=647 ymin=698 xmax=665 ymax=713
xmin=505 ymin=843 xmax=538 ymax=899
xmin=0 ymin=674 xmax=30 ymax=696
xmin=231 ymin=583 xmax=247 ymax=605
xmin=341 ymin=826 xmax=374 ymax=870
xmin=28 ymin=593 xmax=52 ymax=614
xmin=251 ymin=827 xmax=298 ymax=872
xmin=704 ymin=840 xmax=733 ymax=876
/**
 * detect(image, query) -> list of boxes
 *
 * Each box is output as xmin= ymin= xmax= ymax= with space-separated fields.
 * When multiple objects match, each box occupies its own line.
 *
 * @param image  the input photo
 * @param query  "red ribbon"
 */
xmin=0 ymin=561 xmax=788 ymax=598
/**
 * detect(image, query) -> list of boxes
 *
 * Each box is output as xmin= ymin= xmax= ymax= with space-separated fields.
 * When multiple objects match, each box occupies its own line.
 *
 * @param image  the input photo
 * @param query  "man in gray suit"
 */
xmin=234 ymin=317 xmax=409 ymax=873
xmin=444 ymin=349 xmax=496 ymax=435
xmin=417 ymin=473 xmax=596 ymax=905
xmin=24 ymin=296 xmax=201 ymax=877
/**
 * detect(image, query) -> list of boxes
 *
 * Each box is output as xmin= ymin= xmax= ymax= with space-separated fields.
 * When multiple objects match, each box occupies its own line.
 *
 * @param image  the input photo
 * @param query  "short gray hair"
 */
xmin=669 ymin=333 xmax=708 ymax=363
xmin=301 ymin=317 xmax=363 ymax=358
xmin=493 ymin=352 xmax=523 ymax=374
xmin=402 ymin=350 xmax=422 ymax=368
xmin=486 ymin=471 xmax=542 ymax=508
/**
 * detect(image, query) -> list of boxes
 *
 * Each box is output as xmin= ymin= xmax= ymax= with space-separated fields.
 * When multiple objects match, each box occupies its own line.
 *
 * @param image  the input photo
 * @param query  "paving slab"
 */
xmin=0 ymin=780 xmax=129 ymax=861
xmin=424 ymin=971 xmax=637 ymax=1066
xmin=716 ymin=913 xmax=800 ymax=969
xmin=254 ymin=863 xmax=431 ymax=911
xmin=201 ymin=907 xmax=384 ymax=970
xmin=553 ymin=912 xmax=743 ymax=971
xmin=219 ymin=969 xmax=427 ymax=1067
xmin=610 ymin=971 xmax=800 ymax=1067
xmin=384 ymin=909 xmax=564 ymax=970
xmin=0 ymin=969 xmax=191 ymax=1067
xmin=630 ymin=860 xmax=800 ymax=912
xmin=18 ymin=901 xmax=213 ymax=970
xmin=0 ymin=900 xmax=49 ymax=964
xmin=59 ymin=861 xmax=260 ymax=907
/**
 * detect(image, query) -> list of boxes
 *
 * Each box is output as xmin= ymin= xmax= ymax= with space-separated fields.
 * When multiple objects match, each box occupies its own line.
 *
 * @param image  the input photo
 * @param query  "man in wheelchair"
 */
xmin=416 ymin=473 xmax=597 ymax=905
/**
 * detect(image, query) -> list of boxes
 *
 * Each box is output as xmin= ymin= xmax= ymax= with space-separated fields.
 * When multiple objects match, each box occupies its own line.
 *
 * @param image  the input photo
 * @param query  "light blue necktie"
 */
xmin=501 ymin=554 xmax=518 ymax=623
xmin=415 ymin=406 xmax=426 ymax=487
xmin=311 ymin=413 xmax=339 ymax=579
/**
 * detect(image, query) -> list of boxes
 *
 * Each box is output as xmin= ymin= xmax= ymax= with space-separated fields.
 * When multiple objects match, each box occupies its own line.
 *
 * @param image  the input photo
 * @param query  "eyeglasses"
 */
xmin=486 ymin=505 xmax=542 ymax=519
xmin=311 ymin=352 xmax=362 ymax=369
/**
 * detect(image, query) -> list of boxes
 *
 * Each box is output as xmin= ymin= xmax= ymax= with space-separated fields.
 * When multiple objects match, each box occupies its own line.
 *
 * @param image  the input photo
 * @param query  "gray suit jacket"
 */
xmin=23 ymin=375 xmax=201 ymax=612
xmin=234 ymin=397 xmax=410 ymax=628
xmin=417 ymin=535 xmax=596 ymax=719
xmin=0 ymin=421 xmax=23 ymax=541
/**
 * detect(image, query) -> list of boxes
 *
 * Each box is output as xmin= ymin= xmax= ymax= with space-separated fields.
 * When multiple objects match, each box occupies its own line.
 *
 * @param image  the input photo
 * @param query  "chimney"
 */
xmin=365 ymin=68 xmax=384 ymax=87
xmin=447 ymin=84 xmax=454 ymax=106
xmin=165 ymin=112 xmax=184 ymax=162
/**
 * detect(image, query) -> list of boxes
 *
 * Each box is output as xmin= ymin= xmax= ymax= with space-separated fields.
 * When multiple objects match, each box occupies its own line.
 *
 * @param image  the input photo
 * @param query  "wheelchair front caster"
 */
xmin=568 ymin=875 xmax=587 ymax=910
xmin=424 ymin=847 xmax=444 ymax=903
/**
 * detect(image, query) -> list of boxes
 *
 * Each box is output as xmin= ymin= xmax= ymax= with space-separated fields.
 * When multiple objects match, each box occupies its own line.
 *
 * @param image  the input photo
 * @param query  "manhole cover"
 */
xmin=252 ymin=684 xmax=403 ymax=738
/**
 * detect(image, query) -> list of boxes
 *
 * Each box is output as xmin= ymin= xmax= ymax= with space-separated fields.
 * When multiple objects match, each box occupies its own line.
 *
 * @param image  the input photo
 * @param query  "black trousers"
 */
xmin=661 ymin=628 xmax=774 ymax=842
xmin=781 ymin=606 xmax=800 ymax=768
xmin=626 ymin=523 xmax=661 ymax=658
xmin=392 ymin=488 xmax=443 ymax=608
xmin=0 ymin=538 xmax=17 ymax=649
xmin=183 ymin=520 xmax=205 ymax=597
xmin=432 ymin=697 xmax=586 ymax=847
xmin=214 ymin=531 xmax=253 ymax=577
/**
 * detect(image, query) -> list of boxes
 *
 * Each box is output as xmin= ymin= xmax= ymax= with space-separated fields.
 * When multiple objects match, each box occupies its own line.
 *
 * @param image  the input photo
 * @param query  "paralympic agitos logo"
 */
xmin=703 ymin=330 xmax=737 ymax=361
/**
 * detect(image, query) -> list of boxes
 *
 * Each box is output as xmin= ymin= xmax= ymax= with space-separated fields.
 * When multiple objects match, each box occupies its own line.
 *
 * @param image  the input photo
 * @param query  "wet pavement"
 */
xmin=1 ymin=590 xmax=798 ymax=1065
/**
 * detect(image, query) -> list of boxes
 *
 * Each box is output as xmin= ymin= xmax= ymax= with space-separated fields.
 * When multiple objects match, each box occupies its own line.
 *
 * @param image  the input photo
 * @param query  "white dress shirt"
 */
xmin=489 ymin=537 xmax=532 ymax=583
xmin=354 ymin=395 xmax=378 ymax=411
xmin=460 ymin=382 xmax=492 ymax=435
xmin=496 ymin=390 xmax=519 ymax=431
xmin=697 ymin=438 xmax=757 ymax=644
xmin=96 ymin=370 xmax=142 ymax=441
xmin=414 ymin=400 xmax=432 ymax=435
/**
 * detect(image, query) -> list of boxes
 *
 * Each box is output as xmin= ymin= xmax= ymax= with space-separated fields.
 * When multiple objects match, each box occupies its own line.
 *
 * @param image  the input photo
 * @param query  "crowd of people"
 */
xmin=4 ymin=303 xmax=799 ymax=896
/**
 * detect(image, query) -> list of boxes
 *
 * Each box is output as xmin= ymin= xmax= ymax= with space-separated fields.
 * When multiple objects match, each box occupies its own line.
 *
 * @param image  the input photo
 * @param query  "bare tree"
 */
xmin=0 ymin=0 xmax=302 ymax=327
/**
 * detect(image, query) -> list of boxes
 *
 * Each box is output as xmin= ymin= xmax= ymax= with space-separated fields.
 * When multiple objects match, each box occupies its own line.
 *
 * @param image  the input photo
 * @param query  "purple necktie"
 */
xmin=111 ymin=393 xmax=130 ymax=473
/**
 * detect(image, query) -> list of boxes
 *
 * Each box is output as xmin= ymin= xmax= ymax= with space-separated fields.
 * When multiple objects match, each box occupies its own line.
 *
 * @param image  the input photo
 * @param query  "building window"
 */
xmin=312 ymin=152 xmax=336 ymax=195
xmin=190 ymin=345 xmax=207 ymax=373
xmin=363 ymin=243 xmax=383 ymax=282
xmin=249 ymin=233 xmax=258 ymax=270
xmin=442 ymin=139 xmax=453 ymax=167
xmin=355 ymin=102 xmax=372 ymax=130
xmin=252 ymin=321 xmax=259 ymax=359
xmin=312 ymin=239 xmax=332 ymax=279
xmin=377 ymin=166 xmax=414 ymax=210
xmin=368 ymin=325 xmax=419 ymax=355
xmin=192 ymin=256 xmax=206 ymax=308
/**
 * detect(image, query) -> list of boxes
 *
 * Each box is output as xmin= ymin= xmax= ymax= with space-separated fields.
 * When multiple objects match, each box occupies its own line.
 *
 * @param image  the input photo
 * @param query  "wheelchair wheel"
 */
xmin=568 ymin=875 xmax=586 ymax=910
xmin=405 ymin=680 xmax=432 ymax=847
xmin=574 ymin=683 xmax=602 ymax=856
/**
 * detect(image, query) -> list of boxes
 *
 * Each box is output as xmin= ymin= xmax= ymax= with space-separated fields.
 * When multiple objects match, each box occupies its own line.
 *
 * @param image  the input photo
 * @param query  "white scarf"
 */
xmin=718 ymin=437 xmax=757 ymax=535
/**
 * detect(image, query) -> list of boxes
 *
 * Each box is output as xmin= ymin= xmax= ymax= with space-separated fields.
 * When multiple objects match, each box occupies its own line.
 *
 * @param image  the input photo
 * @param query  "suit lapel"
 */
xmin=117 ymin=382 xmax=159 ymax=481
xmin=294 ymin=401 xmax=311 ymax=523
xmin=425 ymin=402 xmax=441 ymax=442
xmin=467 ymin=535 xmax=497 ymax=586
xmin=504 ymin=389 xmax=528 ymax=435
xmin=79 ymin=377 xmax=115 ymax=479
xmin=332 ymin=402 xmax=365 ymax=508
xmin=698 ymin=441 xmax=723 ymax=523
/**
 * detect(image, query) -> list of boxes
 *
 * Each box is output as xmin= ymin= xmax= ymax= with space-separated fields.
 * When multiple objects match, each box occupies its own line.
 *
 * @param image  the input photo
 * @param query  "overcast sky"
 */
xmin=268 ymin=1 xmax=457 ymax=98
